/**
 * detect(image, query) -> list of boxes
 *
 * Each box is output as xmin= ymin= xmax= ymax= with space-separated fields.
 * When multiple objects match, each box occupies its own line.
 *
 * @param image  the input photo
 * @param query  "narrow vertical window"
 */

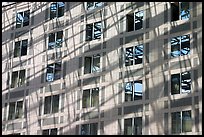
xmin=171 ymin=73 xmax=180 ymax=95
xmin=82 ymin=89 xmax=91 ymax=108
xmin=182 ymin=110 xmax=192 ymax=132
xmin=171 ymin=112 xmax=181 ymax=133
xmin=134 ymin=11 xmax=143 ymax=30
xmin=124 ymin=118 xmax=132 ymax=135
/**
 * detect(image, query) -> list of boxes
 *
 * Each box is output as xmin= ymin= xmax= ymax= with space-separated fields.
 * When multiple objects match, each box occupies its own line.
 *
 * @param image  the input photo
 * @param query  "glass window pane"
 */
xmin=125 ymin=47 xmax=134 ymax=66
xmin=23 ymin=10 xmax=30 ymax=27
xmin=134 ymin=117 xmax=142 ymax=135
xmin=171 ymin=112 xmax=181 ymax=134
xmin=42 ymin=129 xmax=49 ymax=135
xmin=56 ymin=31 xmax=63 ymax=48
xmin=50 ymin=3 xmax=57 ymax=19
xmin=171 ymin=2 xmax=179 ymax=21
xmin=90 ymin=123 xmax=98 ymax=135
xmin=14 ymin=41 xmax=21 ymax=57
xmin=87 ymin=2 xmax=94 ymax=10
xmin=134 ymin=80 xmax=142 ymax=100
xmin=134 ymin=44 xmax=143 ymax=64
xmin=94 ymin=22 xmax=102 ymax=39
xmin=16 ymin=12 xmax=23 ymax=28
xmin=181 ymin=2 xmax=190 ymax=20
xmin=81 ymin=124 xmax=89 ymax=135
xmin=135 ymin=11 xmax=143 ymax=30
xmin=57 ymin=2 xmax=64 ymax=17
xmin=171 ymin=73 xmax=180 ymax=94
xmin=84 ymin=57 xmax=92 ymax=74
xmin=48 ymin=33 xmax=55 ymax=50
xmin=46 ymin=63 xmax=54 ymax=82
xmin=21 ymin=39 xmax=28 ymax=56
xmin=91 ymin=88 xmax=99 ymax=107
xmin=50 ymin=128 xmax=58 ymax=135
xmin=82 ymin=89 xmax=90 ymax=108
xmin=171 ymin=36 xmax=181 ymax=57
xmin=92 ymin=54 xmax=100 ymax=72
xmin=125 ymin=82 xmax=133 ymax=102
xmin=182 ymin=110 xmax=192 ymax=132
xmin=95 ymin=2 xmax=103 ymax=7
xmin=11 ymin=71 xmax=18 ymax=88
xmin=52 ymin=95 xmax=59 ymax=113
xmin=124 ymin=118 xmax=133 ymax=135
xmin=127 ymin=13 xmax=134 ymax=32
xmin=86 ymin=24 xmax=93 ymax=41
xmin=19 ymin=70 xmax=25 ymax=87
xmin=181 ymin=35 xmax=190 ymax=55
xmin=8 ymin=102 xmax=16 ymax=120
xmin=181 ymin=71 xmax=191 ymax=93
xmin=44 ymin=96 xmax=51 ymax=114
xmin=15 ymin=101 xmax=23 ymax=119
xmin=54 ymin=62 xmax=61 ymax=80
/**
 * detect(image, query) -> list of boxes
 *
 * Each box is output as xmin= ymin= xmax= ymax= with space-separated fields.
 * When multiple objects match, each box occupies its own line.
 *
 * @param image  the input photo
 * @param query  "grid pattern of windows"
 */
xmin=48 ymin=31 xmax=63 ymax=50
xmin=125 ymin=44 xmax=143 ymax=66
xmin=14 ymin=39 xmax=28 ymax=57
xmin=16 ymin=10 xmax=30 ymax=28
xmin=8 ymin=101 xmax=23 ymax=120
xmin=124 ymin=117 xmax=142 ymax=135
xmin=50 ymin=2 xmax=65 ymax=19
xmin=82 ymin=88 xmax=99 ymax=108
xmin=44 ymin=94 xmax=59 ymax=114
xmin=11 ymin=70 xmax=26 ymax=88
xmin=46 ymin=62 xmax=61 ymax=82
xmin=171 ymin=110 xmax=192 ymax=133
xmin=125 ymin=80 xmax=143 ymax=102
xmin=81 ymin=123 xmax=98 ymax=135
xmin=171 ymin=34 xmax=190 ymax=58
xmin=171 ymin=71 xmax=191 ymax=95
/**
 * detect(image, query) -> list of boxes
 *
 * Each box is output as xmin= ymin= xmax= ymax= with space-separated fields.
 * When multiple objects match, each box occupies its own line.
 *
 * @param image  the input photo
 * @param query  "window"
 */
xmin=127 ymin=10 xmax=143 ymax=32
xmin=46 ymin=62 xmax=61 ymax=82
xmin=44 ymin=94 xmax=59 ymax=114
xmin=16 ymin=10 xmax=30 ymax=28
xmin=81 ymin=123 xmax=98 ymax=135
xmin=86 ymin=2 xmax=103 ymax=11
xmin=125 ymin=80 xmax=143 ymax=102
xmin=84 ymin=54 xmax=100 ymax=74
xmin=124 ymin=117 xmax=142 ymax=135
xmin=14 ymin=39 xmax=28 ymax=58
xmin=50 ymin=2 xmax=65 ymax=19
xmin=171 ymin=110 xmax=192 ymax=134
xmin=85 ymin=21 xmax=102 ymax=41
xmin=42 ymin=128 xmax=58 ymax=135
xmin=11 ymin=69 xmax=26 ymax=88
xmin=82 ymin=88 xmax=99 ymax=108
xmin=171 ymin=71 xmax=191 ymax=95
xmin=8 ymin=101 xmax=23 ymax=120
xmin=171 ymin=34 xmax=190 ymax=58
xmin=48 ymin=31 xmax=63 ymax=50
xmin=171 ymin=2 xmax=190 ymax=21
xmin=125 ymin=44 xmax=143 ymax=66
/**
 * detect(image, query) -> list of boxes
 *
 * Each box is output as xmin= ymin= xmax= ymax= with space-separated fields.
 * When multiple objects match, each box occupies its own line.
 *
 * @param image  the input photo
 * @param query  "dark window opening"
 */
xmin=124 ymin=117 xmax=142 ymax=135
xmin=84 ymin=54 xmax=100 ymax=74
xmin=16 ymin=10 xmax=30 ymax=28
xmin=44 ymin=94 xmax=59 ymax=114
xmin=171 ymin=2 xmax=190 ymax=21
xmin=126 ymin=11 xmax=143 ymax=32
xmin=42 ymin=128 xmax=58 ymax=135
xmin=86 ymin=22 xmax=102 ymax=41
xmin=11 ymin=70 xmax=26 ymax=88
xmin=14 ymin=39 xmax=28 ymax=58
xmin=48 ymin=31 xmax=63 ymax=50
xmin=50 ymin=2 xmax=65 ymax=19
xmin=8 ymin=101 xmax=23 ymax=120
xmin=81 ymin=123 xmax=98 ymax=135
xmin=46 ymin=62 xmax=61 ymax=82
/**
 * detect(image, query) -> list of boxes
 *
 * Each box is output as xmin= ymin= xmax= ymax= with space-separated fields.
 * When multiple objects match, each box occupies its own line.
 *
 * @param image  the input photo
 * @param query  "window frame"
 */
xmin=42 ymin=128 xmax=58 ymax=135
xmin=11 ymin=69 xmax=26 ymax=88
xmin=84 ymin=54 xmax=101 ymax=74
xmin=82 ymin=88 xmax=99 ymax=108
xmin=81 ymin=123 xmax=98 ymax=135
xmin=86 ymin=2 xmax=103 ymax=11
xmin=44 ymin=94 xmax=60 ymax=114
xmin=46 ymin=61 xmax=62 ymax=82
xmin=14 ymin=39 xmax=28 ymax=58
xmin=16 ymin=10 xmax=30 ymax=28
xmin=50 ymin=2 xmax=65 ymax=19
xmin=48 ymin=31 xmax=63 ymax=50
xmin=8 ymin=100 xmax=24 ymax=120
xmin=171 ymin=2 xmax=190 ymax=22
xmin=85 ymin=21 xmax=102 ymax=41
xmin=124 ymin=117 xmax=142 ymax=135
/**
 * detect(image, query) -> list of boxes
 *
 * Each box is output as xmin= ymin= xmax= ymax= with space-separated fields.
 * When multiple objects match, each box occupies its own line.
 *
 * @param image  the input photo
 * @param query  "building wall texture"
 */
xmin=2 ymin=2 xmax=202 ymax=135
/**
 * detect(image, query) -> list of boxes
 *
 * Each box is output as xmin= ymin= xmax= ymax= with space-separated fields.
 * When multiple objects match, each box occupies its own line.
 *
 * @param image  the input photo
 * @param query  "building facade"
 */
xmin=2 ymin=2 xmax=202 ymax=135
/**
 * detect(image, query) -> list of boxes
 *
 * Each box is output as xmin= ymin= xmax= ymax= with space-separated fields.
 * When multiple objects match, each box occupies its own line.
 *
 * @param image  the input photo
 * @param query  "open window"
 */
xmin=46 ymin=62 xmax=61 ymax=82
xmin=8 ymin=101 xmax=23 ymax=120
xmin=48 ymin=31 xmax=63 ymax=50
xmin=171 ymin=110 xmax=192 ymax=134
xmin=84 ymin=54 xmax=100 ymax=74
xmin=171 ymin=2 xmax=190 ymax=21
xmin=125 ymin=44 xmax=143 ymax=66
xmin=82 ymin=88 xmax=99 ymax=108
xmin=127 ymin=10 xmax=143 ymax=32
xmin=125 ymin=80 xmax=143 ymax=102
xmin=16 ymin=10 xmax=30 ymax=28
xmin=86 ymin=21 xmax=102 ymax=41
xmin=44 ymin=94 xmax=59 ymax=114
xmin=171 ymin=71 xmax=191 ymax=95
xmin=86 ymin=2 xmax=103 ymax=11
xmin=42 ymin=128 xmax=58 ymax=135
xmin=124 ymin=117 xmax=142 ymax=135
xmin=50 ymin=2 xmax=65 ymax=19
xmin=14 ymin=39 xmax=28 ymax=58
xmin=171 ymin=34 xmax=190 ymax=58
xmin=81 ymin=123 xmax=98 ymax=135
xmin=11 ymin=69 xmax=26 ymax=88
